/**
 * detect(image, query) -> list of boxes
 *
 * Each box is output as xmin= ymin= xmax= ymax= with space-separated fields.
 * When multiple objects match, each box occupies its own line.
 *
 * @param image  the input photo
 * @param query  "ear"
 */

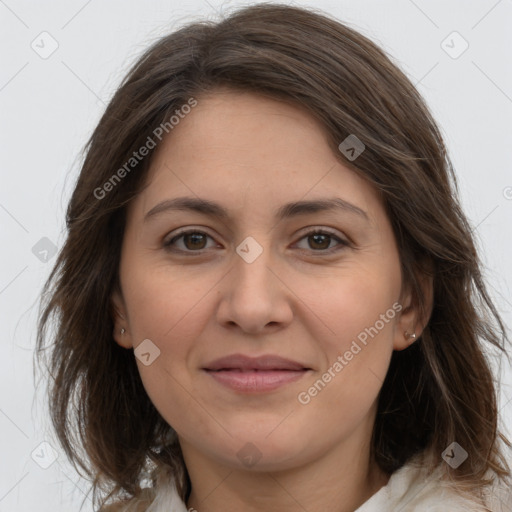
xmin=111 ymin=287 xmax=134 ymax=349
xmin=393 ymin=268 xmax=434 ymax=351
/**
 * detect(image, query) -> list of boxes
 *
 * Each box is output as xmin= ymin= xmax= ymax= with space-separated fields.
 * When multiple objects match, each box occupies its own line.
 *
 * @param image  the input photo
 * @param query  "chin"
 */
xmin=217 ymin=431 xmax=306 ymax=470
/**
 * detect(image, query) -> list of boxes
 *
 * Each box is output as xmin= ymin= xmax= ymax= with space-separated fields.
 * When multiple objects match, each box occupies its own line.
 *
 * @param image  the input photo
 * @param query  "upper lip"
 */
xmin=203 ymin=354 xmax=310 ymax=371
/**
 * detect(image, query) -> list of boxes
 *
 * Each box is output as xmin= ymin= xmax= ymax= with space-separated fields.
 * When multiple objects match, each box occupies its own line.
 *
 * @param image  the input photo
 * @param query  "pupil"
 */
xmin=310 ymin=234 xmax=329 ymax=250
xmin=186 ymin=233 xmax=206 ymax=249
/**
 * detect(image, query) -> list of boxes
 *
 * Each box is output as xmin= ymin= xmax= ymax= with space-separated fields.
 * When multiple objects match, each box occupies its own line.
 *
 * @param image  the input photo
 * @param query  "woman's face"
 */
xmin=112 ymin=89 xmax=419 ymax=473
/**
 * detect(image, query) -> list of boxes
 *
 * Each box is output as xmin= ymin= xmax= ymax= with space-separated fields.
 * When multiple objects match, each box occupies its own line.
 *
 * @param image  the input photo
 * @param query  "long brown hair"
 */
xmin=35 ymin=3 xmax=511 ymax=510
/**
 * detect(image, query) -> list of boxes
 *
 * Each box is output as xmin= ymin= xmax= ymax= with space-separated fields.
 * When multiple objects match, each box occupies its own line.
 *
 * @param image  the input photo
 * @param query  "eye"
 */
xmin=294 ymin=229 xmax=349 ymax=253
xmin=163 ymin=229 xmax=217 ymax=252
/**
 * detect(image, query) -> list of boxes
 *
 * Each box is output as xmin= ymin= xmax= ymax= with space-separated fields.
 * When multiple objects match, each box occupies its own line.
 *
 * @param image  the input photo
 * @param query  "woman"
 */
xmin=35 ymin=3 xmax=512 ymax=511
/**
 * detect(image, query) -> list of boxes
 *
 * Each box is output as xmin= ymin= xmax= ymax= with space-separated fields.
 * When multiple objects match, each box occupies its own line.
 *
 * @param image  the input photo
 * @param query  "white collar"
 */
xmin=125 ymin=455 xmax=510 ymax=512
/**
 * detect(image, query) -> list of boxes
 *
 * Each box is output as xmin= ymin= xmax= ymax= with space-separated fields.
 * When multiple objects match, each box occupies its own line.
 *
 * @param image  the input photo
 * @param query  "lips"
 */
xmin=203 ymin=354 xmax=310 ymax=372
xmin=202 ymin=354 xmax=311 ymax=393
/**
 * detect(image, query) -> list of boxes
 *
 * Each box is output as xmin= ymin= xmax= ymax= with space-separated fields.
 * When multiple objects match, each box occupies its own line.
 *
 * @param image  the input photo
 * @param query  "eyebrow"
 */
xmin=144 ymin=196 xmax=369 ymax=223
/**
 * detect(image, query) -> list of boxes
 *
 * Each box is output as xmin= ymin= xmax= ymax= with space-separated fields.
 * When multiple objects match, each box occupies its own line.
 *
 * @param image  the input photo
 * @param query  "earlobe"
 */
xmin=393 ymin=270 xmax=434 ymax=351
xmin=111 ymin=289 xmax=133 ymax=349
xmin=393 ymin=301 xmax=419 ymax=351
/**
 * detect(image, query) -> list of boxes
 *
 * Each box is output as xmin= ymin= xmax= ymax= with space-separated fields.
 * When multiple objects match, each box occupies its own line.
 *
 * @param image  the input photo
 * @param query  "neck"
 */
xmin=181 ymin=427 xmax=389 ymax=512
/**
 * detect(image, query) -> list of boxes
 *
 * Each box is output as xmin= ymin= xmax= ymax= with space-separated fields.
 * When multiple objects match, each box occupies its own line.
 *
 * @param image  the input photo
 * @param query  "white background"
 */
xmin=1 ymin=1 xmax=511 ymax=510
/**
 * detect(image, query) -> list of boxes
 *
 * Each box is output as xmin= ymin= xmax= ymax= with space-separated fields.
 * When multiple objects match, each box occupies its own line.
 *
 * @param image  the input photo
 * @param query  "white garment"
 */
xmin=354 ymin=456 xmax=511 ymax=512
xmin=113 ymin=456 xmax=512 ymax=512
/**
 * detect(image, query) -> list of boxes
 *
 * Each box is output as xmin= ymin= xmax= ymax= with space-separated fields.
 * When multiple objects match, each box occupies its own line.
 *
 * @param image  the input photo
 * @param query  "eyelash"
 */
xmin=163 ymin=228 xmax=350 ymax=255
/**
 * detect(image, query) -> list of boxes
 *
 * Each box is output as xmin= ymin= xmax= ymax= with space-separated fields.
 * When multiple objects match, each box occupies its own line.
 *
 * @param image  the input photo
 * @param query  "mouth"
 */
xmin=203 ymin=353 xmax=311 ymax=371
xmin=202 ymin=354 xmax=312 ymax=393
xmin=203 ymin=368 xmax=310 ymax=393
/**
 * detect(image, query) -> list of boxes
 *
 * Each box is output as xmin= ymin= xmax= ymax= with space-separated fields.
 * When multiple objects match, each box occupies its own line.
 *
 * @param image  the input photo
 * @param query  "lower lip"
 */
xmin=204 ymin=369 xmax=309 ymax=392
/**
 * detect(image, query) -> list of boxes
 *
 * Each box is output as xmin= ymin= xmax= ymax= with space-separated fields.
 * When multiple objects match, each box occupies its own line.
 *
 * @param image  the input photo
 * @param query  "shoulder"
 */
xmin=357 ymin=455 xmax=487 ymax=512
xmin=394 ymin=459 xmax=487 ymax=511
xmin=99 ymin=502 xmax=141 ymax=512
xmin=99 ymin=488 xmax=155 ymax=512
xmin=99 ymin=501 xmax=149 ymax=512
xmin=98 ymin=465 xmax=188 ymax=512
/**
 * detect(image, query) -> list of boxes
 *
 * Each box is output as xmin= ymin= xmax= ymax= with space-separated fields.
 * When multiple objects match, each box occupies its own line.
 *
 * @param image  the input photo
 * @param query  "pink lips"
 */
xmin=203 ymin=354 xmax=311 ymax=393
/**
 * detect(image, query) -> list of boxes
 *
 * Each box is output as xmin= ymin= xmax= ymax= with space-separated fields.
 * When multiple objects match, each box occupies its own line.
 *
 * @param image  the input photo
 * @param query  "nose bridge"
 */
xmin=216 ymin=233 xmax=292 ymax=332
xmin=232 ymin=234 xmax=276 ymax=297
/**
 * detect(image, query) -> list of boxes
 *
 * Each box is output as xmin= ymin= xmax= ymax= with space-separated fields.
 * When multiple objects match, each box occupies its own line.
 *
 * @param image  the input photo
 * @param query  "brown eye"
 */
xmin=295 ymin=229 xmax=349 ymax=253
xmin=164 ymin=230 xmax=216 ymax=252
xmin=182 ymin=232 xmax=208 ymax=250
xmin=308 ymin=233 xmax=332 ymax=250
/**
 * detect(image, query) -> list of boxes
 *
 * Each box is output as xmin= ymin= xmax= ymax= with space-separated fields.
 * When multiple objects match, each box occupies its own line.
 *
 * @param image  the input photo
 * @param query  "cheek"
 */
xmin=122 ymin=259 xmax=215 ymax=341
xmin=304 ymin=263 xmax=401 ymax=346
xmin=299 ymin=264 xmax=399 ymax=402
xmin=120 ymin=261 xmax=222 ymax=416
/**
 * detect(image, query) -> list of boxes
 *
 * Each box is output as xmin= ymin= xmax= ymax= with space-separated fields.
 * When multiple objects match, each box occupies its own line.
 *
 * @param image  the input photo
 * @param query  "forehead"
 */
xmin=155 ymin=90 xmax=332 ymax=168
xmin=129 ymin=90 xmax=382 ymax=224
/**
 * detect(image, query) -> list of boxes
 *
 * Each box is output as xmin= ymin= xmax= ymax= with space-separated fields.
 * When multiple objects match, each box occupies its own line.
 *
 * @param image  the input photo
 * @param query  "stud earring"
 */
xmin=404 ymin=331 xmax=416 ymax=340
xmin=120 ymin=328 xmax=126 ymax=334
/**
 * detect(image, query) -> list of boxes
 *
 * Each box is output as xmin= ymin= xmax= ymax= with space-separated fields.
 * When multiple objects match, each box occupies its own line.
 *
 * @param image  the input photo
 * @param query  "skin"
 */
xmin=111 ymin=89 xmax=432 ymax=512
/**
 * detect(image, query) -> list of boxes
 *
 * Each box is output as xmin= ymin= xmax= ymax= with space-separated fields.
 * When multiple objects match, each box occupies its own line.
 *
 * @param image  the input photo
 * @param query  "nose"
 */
xmin=215 ymin=241 xmax=293 ymax=335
